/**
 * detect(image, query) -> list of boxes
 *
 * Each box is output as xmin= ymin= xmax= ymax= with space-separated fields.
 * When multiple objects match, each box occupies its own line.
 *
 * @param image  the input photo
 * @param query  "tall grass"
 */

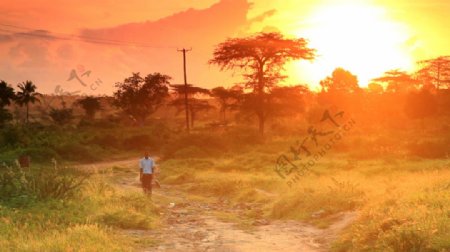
xmin=159 ymin=145 xmax=450 ymax=251
xmin=0 ymin=165 xmax=160 ymax=251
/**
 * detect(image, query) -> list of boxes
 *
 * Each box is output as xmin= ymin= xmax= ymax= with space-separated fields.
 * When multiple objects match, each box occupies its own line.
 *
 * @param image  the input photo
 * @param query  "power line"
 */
xmin=0 ymin=23 xmax=179 ymax=49
xmin=0 ymin=23 xmax=171 ymax=47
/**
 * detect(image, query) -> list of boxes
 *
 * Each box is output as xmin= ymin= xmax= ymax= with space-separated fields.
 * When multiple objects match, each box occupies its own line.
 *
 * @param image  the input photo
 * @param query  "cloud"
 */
xmin=0 ymin=29 xmax=56 ymax=44
xmin=249 ymin=9 xmax=277 ymax=23
xmin=0 ymin=34 xmax=13 ymax=43
xmin=0 ymin=0 xmax=277 ymax=93
xmin=15 ymin=30 xmax=56 ymax=41
xmin=80 ymin=0 xmax=253 ymax=48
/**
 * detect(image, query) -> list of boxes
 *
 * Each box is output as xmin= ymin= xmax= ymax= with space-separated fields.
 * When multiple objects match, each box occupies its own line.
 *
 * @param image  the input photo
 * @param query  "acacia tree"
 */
xmin=169 ymin=84 xmax=211 ymax=128
xmin=373 ymin=69 xmax=419 ymax=93
xmin=113 ymin=72 xmax=170 ymax=125
xmin=15 ymin=80 xmax=40 ymax=124
xmin=211 ymin=86 xmax=242 ymax=123
xmin=75 ymin=96 xmax=102 ymax=119
xmin=209 ymin=32 xmax=315 ymax=135
xmin=239 ymin=85 xmax=309 ymax=122
xmin=417 ymin=56 xmax=450 ymax=90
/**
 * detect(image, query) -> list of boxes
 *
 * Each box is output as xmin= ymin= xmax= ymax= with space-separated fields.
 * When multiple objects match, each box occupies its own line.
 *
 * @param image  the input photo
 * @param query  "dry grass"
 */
xmin=159 ymin=149 xmax=450 ymax=251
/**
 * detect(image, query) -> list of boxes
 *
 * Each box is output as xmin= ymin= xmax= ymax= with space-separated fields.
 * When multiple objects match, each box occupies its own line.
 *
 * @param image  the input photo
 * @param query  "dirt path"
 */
xmin=76 ymin=159 xmax=356 ymax=252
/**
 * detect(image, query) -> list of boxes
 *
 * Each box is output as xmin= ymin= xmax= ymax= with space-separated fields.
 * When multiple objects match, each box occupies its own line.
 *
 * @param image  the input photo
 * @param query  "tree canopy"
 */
xmin=113 ymin=72 xmax=170 ymax=124
xmin=373 ymin=69 xmax=419 ymax=93
xmin=169 ymin=84 xmax=211 ymax=128
xmin=15 ymin=80 xmax=40 ymax=124
xmin=76 ymin=96 xmax=102 ymax=119
xmin=211 ymin=86 xmax=242 ymax=122
xmin=210 ymin=32 xmax=316 ymax=135
xmin=417 ymin=56 xmax=450 ymax=90
xmin=0 ymin=80 xmax=16 ymax=108
xmin=320 ymin=68 xmax=360 ymax=93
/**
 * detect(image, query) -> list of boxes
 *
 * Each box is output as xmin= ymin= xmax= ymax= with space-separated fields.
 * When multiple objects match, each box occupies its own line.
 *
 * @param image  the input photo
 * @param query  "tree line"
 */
xmin=1 ymin=32 xmax=449 ymax=134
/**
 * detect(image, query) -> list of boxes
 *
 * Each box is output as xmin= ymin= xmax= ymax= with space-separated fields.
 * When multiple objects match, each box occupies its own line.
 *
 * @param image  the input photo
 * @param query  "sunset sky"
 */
xmin=0 ymin=0 xmax=449 ymax=94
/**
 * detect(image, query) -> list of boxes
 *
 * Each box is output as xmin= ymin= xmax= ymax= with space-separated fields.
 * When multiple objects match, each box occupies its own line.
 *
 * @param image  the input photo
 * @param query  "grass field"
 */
xmin=0 ymin=164 xmax=160 ymax=251
xmin=159 ymin=135 xmax=450 ymax=251
xmin=0 ymin=118 xmax=449 ymax=251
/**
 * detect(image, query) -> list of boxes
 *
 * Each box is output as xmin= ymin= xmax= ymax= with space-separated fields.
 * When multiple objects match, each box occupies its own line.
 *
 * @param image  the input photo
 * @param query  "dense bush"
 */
xmin=49 ymin=107 xmax=74 ymax=125
xmin=122 ymin=134 xmax=158 ymax=151
xmin=0 ymin=125 xmax=26 ymax=147
xmin=161 ymin=132 xmax=229 ymax=159
xmin=55 ymin=143 xmax=99 ymax=162
xmin=88 ymin=134 xmax=121 ymax=149
xmin=20 ymin=147 xmax=60 ymax=163
xmin=0 ymin=164 xmax=89 ymax=206
xmin=0 ymin=108 xmax=13 ymax=126
xmin=407 ymin=140 xmax=449 ymax=159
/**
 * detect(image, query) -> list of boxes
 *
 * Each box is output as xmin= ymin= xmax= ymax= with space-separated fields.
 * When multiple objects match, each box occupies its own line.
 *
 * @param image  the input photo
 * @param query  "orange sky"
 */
xmin=0 ymin=0 xmax=449 ymax=94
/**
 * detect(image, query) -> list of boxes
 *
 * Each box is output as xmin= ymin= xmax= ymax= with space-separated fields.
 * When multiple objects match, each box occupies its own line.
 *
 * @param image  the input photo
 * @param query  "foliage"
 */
xmin=210 ymin=32 xmax=316 ymax=135
xmin=404 ymin=89 xmax=438 ymax=120
xmin=113 ymin=72 xmax=170 ymax=124
xmin=417 ymin=56 xmax=450 ymax=90
xmin=0 ymin=125 xmax=28 ymax=148
xmin=211 ymin=85 xmax=243 ymax=122
xmin=0 ymin=81 xmax=16 ymax=127
xmin=0 ymin=108 xmax=13 ymax=127
xmin=0 ymin=171 xmax=159 ymax=251
xmin=0 ymin=164 xmax=89 ymax=204
xmin=49 ymin=106 xmax=74 ymax=125
xmin=15 ymin=80 xmax=40 ymax=124
xmin=0 ymin=80 xmax=16 ymax=108
xmin=75 ymin=96 xmax=102 ymax=119
xmin=169 ymin=84 xmax=212 ymax=128
xmin=373 ymin=69 xmax=419 ymax=93
xmin=320 ymin=67 xmax=360 ymax=93
xmin=245 ymin=85 xmax=309 ymax=117
xmin=407 ymin=139 xmax=449 ymax=158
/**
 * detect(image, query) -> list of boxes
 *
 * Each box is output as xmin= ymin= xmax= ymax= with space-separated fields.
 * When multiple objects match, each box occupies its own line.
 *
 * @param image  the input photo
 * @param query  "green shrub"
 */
xmin=122 ymin=134 xmax=158 ymax=150
xmin=0 ymin=125 xmax=25 ymax=147
xmin=49 ymin=107 xmax=74 ymax=125
xmin=20 ymin=147 xmax=60 ymax=163
xmin=161 ymin=132 xmax=229 ymax=159
xmin=55 ymin=143 xmax=98 ymax=162
xmin=0 ymin=165 xmax=89 ymax=205
xmin=88 ymin=134 xmax=121 ymax=149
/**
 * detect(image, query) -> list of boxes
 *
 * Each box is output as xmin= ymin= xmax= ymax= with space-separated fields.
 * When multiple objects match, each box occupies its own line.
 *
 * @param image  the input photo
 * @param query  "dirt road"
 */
xmin=77 ymin=159 xmax=356 ymax=252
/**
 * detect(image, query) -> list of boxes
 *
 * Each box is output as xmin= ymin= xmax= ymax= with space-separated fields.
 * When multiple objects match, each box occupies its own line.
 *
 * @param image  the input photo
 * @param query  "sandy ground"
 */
xmin=76 ymin=159 xmax=357 ymax=252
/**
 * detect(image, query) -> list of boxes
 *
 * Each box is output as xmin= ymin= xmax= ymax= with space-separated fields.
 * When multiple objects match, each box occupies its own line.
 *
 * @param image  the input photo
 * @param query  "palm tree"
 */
xmin=0 ymin=80 xmax=16 ymax=107
xmin=16 ymin=80 xmax=40 ymax=124
xmin=0 ymin=81 xmax=16 ymax=126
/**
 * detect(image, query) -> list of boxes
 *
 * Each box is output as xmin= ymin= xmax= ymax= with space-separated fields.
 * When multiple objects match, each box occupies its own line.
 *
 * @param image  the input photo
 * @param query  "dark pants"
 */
xmin=142 ymin=174 xmax=153 ymax=194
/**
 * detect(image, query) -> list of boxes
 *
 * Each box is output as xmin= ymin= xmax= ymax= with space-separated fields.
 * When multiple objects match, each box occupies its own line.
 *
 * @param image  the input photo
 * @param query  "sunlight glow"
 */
xmin=292 ymin=2 xmax=414 ymax=87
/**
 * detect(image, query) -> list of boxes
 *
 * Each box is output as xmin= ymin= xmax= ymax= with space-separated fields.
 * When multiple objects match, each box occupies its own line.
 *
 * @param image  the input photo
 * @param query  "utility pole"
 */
xmin=178 ymin=48 xmax=192 ymax=133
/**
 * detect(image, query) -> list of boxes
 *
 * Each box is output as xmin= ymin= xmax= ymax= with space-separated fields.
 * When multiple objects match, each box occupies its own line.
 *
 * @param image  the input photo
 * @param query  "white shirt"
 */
xmin=140 ymin=157 xmax=155 ymax=174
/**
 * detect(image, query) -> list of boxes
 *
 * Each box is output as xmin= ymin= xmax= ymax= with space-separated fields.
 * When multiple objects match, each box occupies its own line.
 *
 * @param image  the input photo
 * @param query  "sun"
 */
xmin=289 ymin=2 xmax=414 ymax=89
